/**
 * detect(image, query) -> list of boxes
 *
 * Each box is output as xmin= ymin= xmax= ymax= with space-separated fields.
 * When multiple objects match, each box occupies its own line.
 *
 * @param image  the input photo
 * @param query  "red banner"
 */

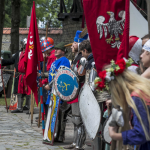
xmin=24 ymin=1 xmax=44 ymax=106
xmin=83 ymin=0 xmax=129 ymax=73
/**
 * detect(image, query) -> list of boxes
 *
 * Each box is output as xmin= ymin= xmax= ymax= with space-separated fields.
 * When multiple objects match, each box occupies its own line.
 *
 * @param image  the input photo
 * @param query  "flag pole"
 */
xmin=38 ymin=61 xmax=45 ymax=135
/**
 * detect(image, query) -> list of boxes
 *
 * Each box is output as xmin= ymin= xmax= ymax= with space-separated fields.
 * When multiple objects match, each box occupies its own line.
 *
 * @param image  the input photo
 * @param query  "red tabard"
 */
xmin=42 ymin=50 xmax=56 ymax=85
xmin=18 ymin=52 xmax=31 ymax=95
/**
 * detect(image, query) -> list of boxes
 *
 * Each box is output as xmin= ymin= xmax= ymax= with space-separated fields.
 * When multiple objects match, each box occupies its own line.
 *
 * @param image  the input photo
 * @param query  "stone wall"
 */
xmin=2 ymin=35 xmax=11 ymax=51
xmin=2 ymin=33 xmax=63 ymax=53
xmin=62 ymin=17 xmax=86 ymax=44
xmin=61 ymin=17 xmax=86 ymax=59
xmin=2 ymin=17 xmax=85 ymax=59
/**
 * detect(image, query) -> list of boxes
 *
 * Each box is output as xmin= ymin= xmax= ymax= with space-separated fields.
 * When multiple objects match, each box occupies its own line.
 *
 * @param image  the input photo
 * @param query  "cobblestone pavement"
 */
xmin=0 ymin=106 xmax=92 ymax=150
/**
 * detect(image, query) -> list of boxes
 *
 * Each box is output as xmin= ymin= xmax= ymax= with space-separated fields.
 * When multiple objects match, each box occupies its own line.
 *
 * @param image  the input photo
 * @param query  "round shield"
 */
xmin=54 ymin=67 xmax=79 ymax=101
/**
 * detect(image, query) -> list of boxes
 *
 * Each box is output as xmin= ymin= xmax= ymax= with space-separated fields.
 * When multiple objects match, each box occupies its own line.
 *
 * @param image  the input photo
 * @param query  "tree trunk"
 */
xmin=0 ymin=0 xmax=5 ymax=57
xmin=10 ymin=0 xmax=20 ymax=54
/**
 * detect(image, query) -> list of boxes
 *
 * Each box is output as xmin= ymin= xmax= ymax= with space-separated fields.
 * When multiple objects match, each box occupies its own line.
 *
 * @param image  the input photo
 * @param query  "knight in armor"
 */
xmin=43 ymin=42 xmax=70 ymax=144
xmin=79 ymin=40 xmax=103 ymax=150
xmin=1 ymin=38 xmax=31 ymax=113
xmin=64 ymin=31 xmax=88 ymax=150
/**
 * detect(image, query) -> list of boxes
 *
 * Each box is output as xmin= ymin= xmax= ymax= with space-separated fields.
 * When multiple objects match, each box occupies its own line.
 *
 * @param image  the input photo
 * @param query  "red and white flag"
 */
xmin=83 ymin=0 xmax=130 ymax=73
xmin=24 ymin=1 xmax=44 ymax=106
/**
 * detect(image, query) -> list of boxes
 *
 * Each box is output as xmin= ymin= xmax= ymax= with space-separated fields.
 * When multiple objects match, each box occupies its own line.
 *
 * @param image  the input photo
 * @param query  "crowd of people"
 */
xmin=1 ymin=30 xmax=150 ymax=150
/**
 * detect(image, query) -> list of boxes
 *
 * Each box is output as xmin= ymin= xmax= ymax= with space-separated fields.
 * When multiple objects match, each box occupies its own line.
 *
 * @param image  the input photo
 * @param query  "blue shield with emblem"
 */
xmin=54 ymin=67 xmax=79 ymax=101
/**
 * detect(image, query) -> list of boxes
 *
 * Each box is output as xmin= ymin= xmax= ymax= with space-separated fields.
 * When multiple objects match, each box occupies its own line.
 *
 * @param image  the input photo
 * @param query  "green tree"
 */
xmin=36 ymin=0 xmax=73 ymax=28
xmin=4 ymin=0 xmax=11 ymax=27
xmin=0 ymin=0 xmax=5 ymax=56
xmin=4 ymin=0 xmax=73 ymax=28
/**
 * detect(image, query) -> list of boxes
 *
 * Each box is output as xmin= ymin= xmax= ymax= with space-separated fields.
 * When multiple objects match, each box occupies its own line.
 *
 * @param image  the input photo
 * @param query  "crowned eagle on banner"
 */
xmin=96 ymin=10 xmax=125 ymax=49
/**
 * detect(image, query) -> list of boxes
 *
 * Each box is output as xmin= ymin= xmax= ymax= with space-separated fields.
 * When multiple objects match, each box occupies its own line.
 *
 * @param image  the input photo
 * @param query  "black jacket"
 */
xmin=2 ymin=50 xmax=21 ymax=94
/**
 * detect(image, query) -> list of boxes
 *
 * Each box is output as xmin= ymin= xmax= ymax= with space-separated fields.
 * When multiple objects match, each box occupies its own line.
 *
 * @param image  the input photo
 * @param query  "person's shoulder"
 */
xmin=132 ymin=96 xmax=141 ymax=105
xmin=131 ymin=96 xmax=146 ymax=111
xmin=61 ymin=56 xmax=69 ymax=62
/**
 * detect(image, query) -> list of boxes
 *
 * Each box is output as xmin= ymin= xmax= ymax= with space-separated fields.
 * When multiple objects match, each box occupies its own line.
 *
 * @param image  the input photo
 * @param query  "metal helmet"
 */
xmin=47 ymin=37 xmax=54 ymax=45
xmin=20 ymin=38 xmax=27 ymax=48
xmin=40 ymin=36 xmax=45 ymax=42
xmin=23 ymin=38 xmax=27 ymax=45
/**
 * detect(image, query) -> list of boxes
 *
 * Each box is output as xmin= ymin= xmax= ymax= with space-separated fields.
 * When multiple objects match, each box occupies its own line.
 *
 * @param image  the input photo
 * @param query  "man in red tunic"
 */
xmin=11 ymin=38 xmax=31 ymax=113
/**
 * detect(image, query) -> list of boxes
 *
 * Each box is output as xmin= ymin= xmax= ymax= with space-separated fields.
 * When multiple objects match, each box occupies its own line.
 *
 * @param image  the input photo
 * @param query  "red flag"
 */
xmin=116 ymin=0 xmax=130 ymax=60
xmin=83 ymin=0 xmax=129 ymax=73
xmin=24 ymin=1 xmax=44 ymax=106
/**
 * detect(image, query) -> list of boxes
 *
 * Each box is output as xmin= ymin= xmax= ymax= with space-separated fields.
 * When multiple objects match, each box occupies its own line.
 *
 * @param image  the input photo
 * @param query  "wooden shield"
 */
xmin=79 ymin=83 xmax=101 ymax=139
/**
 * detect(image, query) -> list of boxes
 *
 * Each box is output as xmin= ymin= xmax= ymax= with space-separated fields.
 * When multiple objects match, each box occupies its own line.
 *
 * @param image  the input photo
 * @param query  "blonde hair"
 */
xmin=109 ymin=69 xmax=150 ymax=149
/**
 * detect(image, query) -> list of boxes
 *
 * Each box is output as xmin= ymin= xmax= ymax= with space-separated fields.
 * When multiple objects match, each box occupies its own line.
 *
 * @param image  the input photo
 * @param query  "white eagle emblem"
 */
xmin=96 ymin=11 xmax=125 ymax=49
xmin=28 ymin=50 xmax=33 ymax=59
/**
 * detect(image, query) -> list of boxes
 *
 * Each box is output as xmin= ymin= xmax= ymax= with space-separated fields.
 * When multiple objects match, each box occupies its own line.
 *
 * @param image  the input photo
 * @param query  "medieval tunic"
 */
xmin=18 ymin=52 xmax=31 ymax=95
xmin=46 ymin=56 xmax=70 ymax=104
xmin=42 ymin=49 xmax=56 ymax=85
xmin=43 ymin=56 xmax=70 ymax=143
xmin=122 ymin=96 xmax=150 ymax=150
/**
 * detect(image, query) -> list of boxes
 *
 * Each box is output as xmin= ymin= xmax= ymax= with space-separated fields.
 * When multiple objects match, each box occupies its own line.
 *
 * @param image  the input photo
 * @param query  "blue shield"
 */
xmin=54 ymin=67 xmax=79 ymax=101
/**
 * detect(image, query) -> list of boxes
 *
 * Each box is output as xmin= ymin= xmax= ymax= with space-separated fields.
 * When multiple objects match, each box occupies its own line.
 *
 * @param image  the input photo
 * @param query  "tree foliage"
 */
xmin=36 ymin=0 xmax=73 ymax=28
xmin=4 ymin=0 xmax=11 ymax=27
xmin=4 ymin=0 xmax=73 ymax=28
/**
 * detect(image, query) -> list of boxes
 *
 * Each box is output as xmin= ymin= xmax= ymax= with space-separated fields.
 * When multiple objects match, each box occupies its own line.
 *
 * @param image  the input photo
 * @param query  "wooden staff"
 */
xmin=38 ymin=21 xmax=49 ymax=127
xmin=38 ymin=101 xmax=41 ymax=127
xmin=1 ymin=68 xmax=8 ymax=113
xmin=30 ymin=91 xmax=33 ymax=124
xmin=31 ymin=91 xmax=34 ymax=125
xmin=2 ymin=69 xmax=14 ymax=72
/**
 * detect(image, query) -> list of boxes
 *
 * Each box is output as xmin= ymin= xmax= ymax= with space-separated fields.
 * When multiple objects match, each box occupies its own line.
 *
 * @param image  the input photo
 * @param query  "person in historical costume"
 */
xmin=102 ymin=36 xmax=144 ymax=150
xmin=79 ymin=40 xmax=105 ymax=150
xmin=140 ymin=39 xmax=150 ymax=79
xmin=13 ymin=38 xmax=31 ymax=113
xmin=106 ymin=35 xmax=143 ymax=105
xmin=64 ymin=30 xmax=88 ymax=150
xmin=36 ymin=38 xmax=55 ymax=121
xmin=1 ymin=38 xmax=31 ymax=113
xmin=94 ymin=58 xmax=150 ymax=150
xmin=43 ymin=42 xmax=70 ymax=144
